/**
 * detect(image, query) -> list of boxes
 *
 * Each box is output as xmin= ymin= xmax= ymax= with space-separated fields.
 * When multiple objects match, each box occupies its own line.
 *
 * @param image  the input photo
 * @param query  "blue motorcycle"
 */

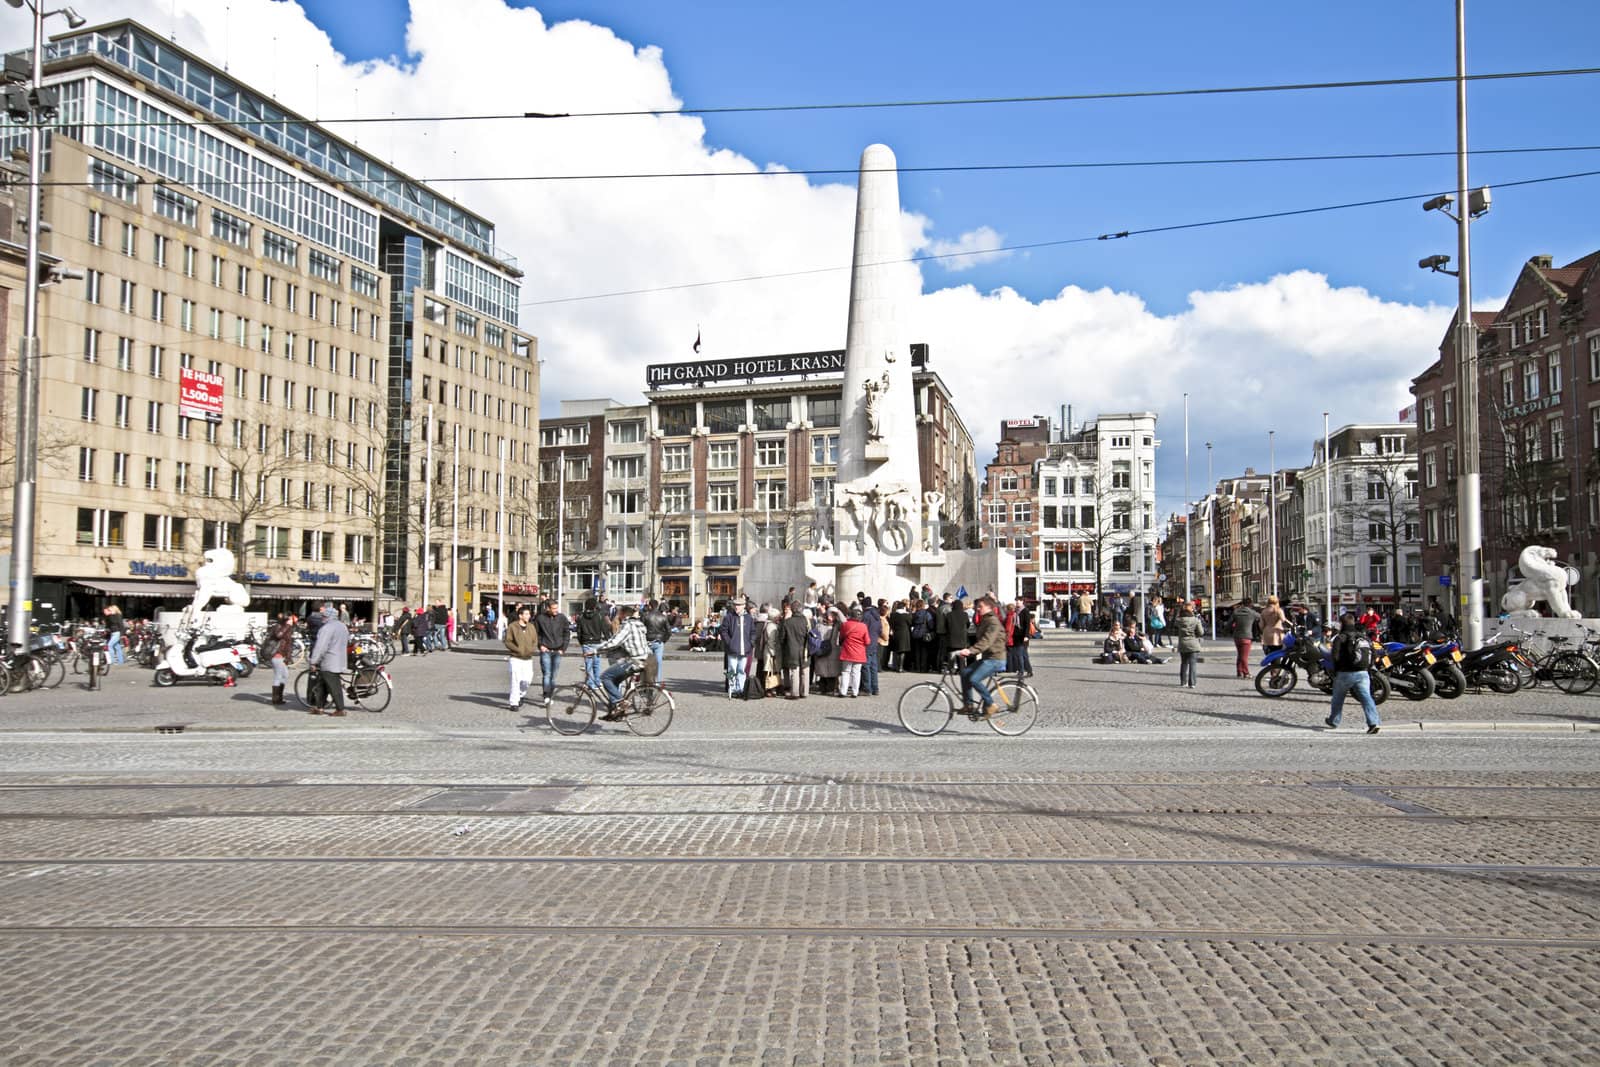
xmin=1254 ymin=627 xmax=1391 ymax=704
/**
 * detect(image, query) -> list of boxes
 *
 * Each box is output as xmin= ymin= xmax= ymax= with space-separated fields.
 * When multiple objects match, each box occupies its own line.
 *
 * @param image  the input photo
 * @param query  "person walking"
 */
xmin=533 ymin=599 xmax=570 ymax=707
xmin=1147 ymin=595 xmax=1167 ymax=648
xmin=952 ymin=596 xmax=1007 ymax=717
xmin=837 ymin=605 xmax=870 ymax=698
xmin=576 ymin=597 xmax=611 ymax=691
xmin=411 ymin=607 xmax=432 ymax=656
xmin=265 ymin=611 xmax=297 ymax=706
xmin=102 ymin=604 xmax=127 ymax=665
xmin=306 ymin=605 xmax=350 ymax=716
xmin=779 ymin=603 xmax=810 ymax=700
xmin=1230 ymin=597 xmax=1260 ymax=679
xmin=1173 ymin=604 xmax=1203 ymax=687
xmin=718 ymin=599 xmax=756 ymax=699
xmin=1325 ymin=612 xmax=1382 ymax=734
xmin=1259 ymin=594 xmax=1287 ymax=659
xmin=504 ymin=603 xmax=539 ymax=711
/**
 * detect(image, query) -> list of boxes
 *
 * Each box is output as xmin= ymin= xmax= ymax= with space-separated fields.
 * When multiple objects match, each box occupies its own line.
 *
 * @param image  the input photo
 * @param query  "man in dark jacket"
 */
xmin=641 ymin=599 xmax=671 ymax=684
xmin=576 ymin=598 xmax=611 ymax=690
xmin=779 ymin=603 xmax=811 ymax=699
xmin=861 ymin=599 xmax=884 ymax=695
xmin=1230 ymin=597 xmax=1260 ymax=678
xmin=1326 ymin=612 xmax=1381 ymax=734
xmin=532 ymin=599 xmax=570 ymax=707
xmin=717 ymin=600 xmax=756 ymax=699
xmin=944 ymin=599 xmax=970 ymax=671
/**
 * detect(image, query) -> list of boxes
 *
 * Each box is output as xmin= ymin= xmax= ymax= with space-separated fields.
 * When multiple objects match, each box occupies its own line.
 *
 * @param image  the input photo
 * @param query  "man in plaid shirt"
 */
xmin=594 ymin=605 xmax=651 ymax=718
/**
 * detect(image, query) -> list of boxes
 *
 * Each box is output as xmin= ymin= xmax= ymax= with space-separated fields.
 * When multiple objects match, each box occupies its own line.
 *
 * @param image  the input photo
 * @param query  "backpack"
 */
xmin=911 ymin=614 xmax=928 ymax=641
xmin=807 ymin=626 xmax=832 ymax=657
xmin=1333 ymin=632 xmax=1372 ymax=672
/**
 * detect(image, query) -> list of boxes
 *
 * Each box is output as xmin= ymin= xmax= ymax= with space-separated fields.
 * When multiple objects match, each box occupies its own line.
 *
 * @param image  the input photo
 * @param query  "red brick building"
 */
xmin=1411 ymin=251 xmax=1600 ymax=617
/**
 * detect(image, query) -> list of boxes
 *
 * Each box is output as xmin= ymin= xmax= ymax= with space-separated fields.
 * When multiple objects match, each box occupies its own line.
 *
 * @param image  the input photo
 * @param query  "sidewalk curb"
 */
xmin=1403 ymin=720 xmax=1598 ymax=733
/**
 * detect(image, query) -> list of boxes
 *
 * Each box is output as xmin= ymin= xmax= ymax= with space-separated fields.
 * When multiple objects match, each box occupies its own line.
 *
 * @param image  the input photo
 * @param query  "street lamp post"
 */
xmin=1183 ymin=393 xmax=1190 ymax=607
xmin=4 ymin=0 xmax=86 ymax=650
xmin=1268 ymin=430 xmax=1278 ymax=600
xmin=1206 ymin=441 xmax=1216 ymax=640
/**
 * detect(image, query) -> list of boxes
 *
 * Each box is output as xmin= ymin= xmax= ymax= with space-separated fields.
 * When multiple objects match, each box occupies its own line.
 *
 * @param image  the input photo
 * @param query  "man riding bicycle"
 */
xmin=592 ymin=605 xmax=651 ymax=720
xmin=952 ymin=595 xmax=1006 ymax=717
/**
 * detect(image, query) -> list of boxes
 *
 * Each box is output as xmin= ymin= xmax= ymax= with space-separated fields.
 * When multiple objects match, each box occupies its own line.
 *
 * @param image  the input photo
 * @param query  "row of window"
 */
xmin=536 ymin=435 xmax=843 ymax=482
xmin=73 ymin=508 xmax=371 ymax=562
xmin=83 ymin=335 xmax=382 ymax=404
xmin=657 ymin=396 xmax=840 ymax=436
xmin=1420 ymin=337 xmax=1600 ymax=432
xmin=418 ymin=332 xmax=534 ymax=394
xmin=75 ymin=449 xmax=380 ymax=510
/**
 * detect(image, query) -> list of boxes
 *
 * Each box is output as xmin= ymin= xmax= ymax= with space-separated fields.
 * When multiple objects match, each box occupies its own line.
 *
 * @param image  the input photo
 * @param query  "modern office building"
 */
xmin=0 ymin=21 xmax=537 ymax=620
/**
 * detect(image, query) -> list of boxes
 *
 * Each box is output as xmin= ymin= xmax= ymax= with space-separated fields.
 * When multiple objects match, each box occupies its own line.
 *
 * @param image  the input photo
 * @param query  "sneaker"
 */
xmin=1366 ymin=724 xmax=1381 ymax=735
xmin=508 ymin=702 xmax=520 ymax=712
xmin=543 ymin=696 xmax=552 ymax=708
xmin=1324 ymin=716 xmax=1338 ymax=729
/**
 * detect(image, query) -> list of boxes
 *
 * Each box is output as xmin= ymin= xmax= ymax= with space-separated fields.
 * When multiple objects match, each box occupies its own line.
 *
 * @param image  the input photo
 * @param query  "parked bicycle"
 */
xmin=1493 ymin=623 xmax=1598 ymax=695
xmin=546 ymin=664 xmax=674 ymax=736
xmin=294 ymin=659 xmax=394 ymax=713
xmin=896 ymin=655 xmax=1039 ymax=736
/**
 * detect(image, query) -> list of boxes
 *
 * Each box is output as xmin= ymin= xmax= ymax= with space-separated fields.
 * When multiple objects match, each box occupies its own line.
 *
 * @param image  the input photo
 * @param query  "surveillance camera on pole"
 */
xmin=1418 ymin=254 xmax=1457 ymax=276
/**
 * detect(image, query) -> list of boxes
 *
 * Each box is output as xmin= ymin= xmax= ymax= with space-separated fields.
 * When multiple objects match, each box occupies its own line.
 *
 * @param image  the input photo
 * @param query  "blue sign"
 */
xmin=243 ymin=571 xmax=271 ymax=583
xmin=129 ymin=561 xmax=188 ymax=578
xmin=1439 ymin=575 xmax=1452 ymax=587
xmin=298 ymin=570 xmax=341 ymax=585
xmin=956 ymin=585 xmax=968 ymax=599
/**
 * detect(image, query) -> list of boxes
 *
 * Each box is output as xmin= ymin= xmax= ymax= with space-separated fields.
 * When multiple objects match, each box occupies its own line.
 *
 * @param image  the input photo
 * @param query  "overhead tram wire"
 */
xmin=46 ymin=66 xmax=1600 ymax=132
xmin=33 ymin=143 xmax=1600 ymax=192
xmin=520 ymin=167 xmax=1600 ymax=307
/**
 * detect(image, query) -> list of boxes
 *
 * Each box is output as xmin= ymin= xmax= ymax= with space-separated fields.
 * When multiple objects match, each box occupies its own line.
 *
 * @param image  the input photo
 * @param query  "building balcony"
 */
xmin=656 ymin=555 xmax=693 ymax=569
xmin=702 ymin=555 xmax=741 ymax=569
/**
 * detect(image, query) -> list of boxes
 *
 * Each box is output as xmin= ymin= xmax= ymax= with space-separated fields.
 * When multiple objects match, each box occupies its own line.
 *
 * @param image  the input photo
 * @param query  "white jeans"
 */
xmin=508 ymin=656 xmax=534 ymax=706
xmin=840 ymin=661 xmax=862 ymax=696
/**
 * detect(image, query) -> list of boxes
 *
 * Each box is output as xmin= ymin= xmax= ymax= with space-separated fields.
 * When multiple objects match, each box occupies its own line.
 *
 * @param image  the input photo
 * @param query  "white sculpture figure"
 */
xmin=877 ymin=495 xmax=914 ymax=554
xmin=189 ymin=548 xmax=251 ymax=614
xmin=922 ymin=491 xmax=945 ymax=553
xmin=862 ymin=372 xmax=890 ymax=441
xmin=1501 ymin=545 xmax=1581 ymax=619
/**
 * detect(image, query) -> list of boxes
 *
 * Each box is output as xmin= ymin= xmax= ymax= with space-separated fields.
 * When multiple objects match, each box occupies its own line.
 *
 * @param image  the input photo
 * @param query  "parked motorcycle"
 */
xmin=1458 ymin=640 xmax=1525 ymax=694
xmin=153 ymin=630 xmax=249 ymax=687
xmin=1379 ymin=642 xmax=1439 ymax=701
xmin=1421 ymin=638 xmax=1469 ymax=699
xmin=1255 ymin=627 xmax=1391 ymax=704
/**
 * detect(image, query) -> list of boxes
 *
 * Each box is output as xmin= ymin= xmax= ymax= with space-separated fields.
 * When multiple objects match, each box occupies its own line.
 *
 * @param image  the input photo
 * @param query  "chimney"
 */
xmin=1531 ymin=255 xmax=1553 ymax=269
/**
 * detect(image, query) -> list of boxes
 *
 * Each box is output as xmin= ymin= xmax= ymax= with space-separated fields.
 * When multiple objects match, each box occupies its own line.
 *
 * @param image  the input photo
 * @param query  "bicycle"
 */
xmin=547 ymin=663 xmax=674 ymax=737
xmin=1494 ymin=623 xmax=1598 ymax=695
xmin=294 ymin=659 xmax=395 ymax=713
xmin=896 ymin=655 xmax=1039 ymax=736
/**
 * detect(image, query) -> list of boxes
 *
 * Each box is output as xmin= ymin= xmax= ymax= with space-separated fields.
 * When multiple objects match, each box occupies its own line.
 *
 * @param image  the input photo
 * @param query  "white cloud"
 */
xmin=924 ymin=226 xmax=1010 ymax=272
xmin=17 ymin=1 xmax=1452 ymax=486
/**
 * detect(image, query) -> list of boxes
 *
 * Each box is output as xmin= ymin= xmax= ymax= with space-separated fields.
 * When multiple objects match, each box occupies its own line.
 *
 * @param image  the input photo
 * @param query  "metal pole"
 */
xmin=1206 ymin=442 xmax=1215 ymax=640
xmin=497 ymin=436 xmax=506 ymax=618
xmin=1183 ymin=394 xmax=1190 ymax=607
xmin=1268 ymin=430 xmax=1278 ymax=599
xmin=450 ymin=423 xmax=459 ymax=642
xmin=421 ymin=403 xmax=433 ymax=609
xmin=1453 ymin=0 xmax=1485 ymax=651
xmin=1324 ymin=412 xmax=1333 ymax=629
xmin=6 ymin=4 xmax=46 ymax=650
xmin=555 ymin=448 xmax=565 ymax=612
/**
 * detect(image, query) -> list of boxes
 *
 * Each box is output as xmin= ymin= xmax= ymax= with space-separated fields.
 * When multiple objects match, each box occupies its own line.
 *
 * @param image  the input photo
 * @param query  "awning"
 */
xmin=248 ymin=584 xmax=373 ymax=601
xmin=70 ymin=579 xmax=192 ymax=598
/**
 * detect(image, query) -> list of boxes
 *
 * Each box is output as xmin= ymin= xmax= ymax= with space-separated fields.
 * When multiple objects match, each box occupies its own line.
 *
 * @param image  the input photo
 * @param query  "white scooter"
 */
xmin=153 ymin=629 xmax=249 ymax=687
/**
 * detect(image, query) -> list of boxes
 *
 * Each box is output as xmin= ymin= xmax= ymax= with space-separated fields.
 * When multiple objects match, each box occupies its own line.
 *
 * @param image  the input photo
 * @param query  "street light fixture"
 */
xmin=4 ymin=0 xmax=85 ymax=649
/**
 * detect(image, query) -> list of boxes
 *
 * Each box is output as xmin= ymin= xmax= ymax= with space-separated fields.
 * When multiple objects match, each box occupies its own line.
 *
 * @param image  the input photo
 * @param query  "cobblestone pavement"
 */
xmin=1 ymin=635 xmax=1596 ymax=1063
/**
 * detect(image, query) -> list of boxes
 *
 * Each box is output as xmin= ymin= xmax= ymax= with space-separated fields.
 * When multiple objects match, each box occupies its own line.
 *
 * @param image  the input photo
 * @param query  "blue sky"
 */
xmin=295 ymin=0 xmax=1600 ymax=315
xmin=21 ymin=0 xmax=1599 ymax=512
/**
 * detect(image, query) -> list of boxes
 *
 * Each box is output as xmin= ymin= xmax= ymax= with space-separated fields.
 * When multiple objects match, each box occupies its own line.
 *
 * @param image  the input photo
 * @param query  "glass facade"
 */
xmin=381 ymin=232 xmax=427 ymax=598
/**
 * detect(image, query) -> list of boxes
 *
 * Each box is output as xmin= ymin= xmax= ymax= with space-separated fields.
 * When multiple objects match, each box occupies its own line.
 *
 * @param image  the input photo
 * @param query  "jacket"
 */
xmin=717 ymin=610 xmax=756 ymax=657
xmin=310 ymin=615 xmax=350 ymax=673
xmin=967 ymin=613 xmax=1006 ymax=661
xmin=837 ymin=618 xmax=869 ymax=663
xmin=1230 ymin=605 xmax=1260 ymax=641
xmin=1259 ymin=605 xmax=1287 ymax=645
xmin=948 ymin=607 xmax=971 ymax=644
xmin=503 ymin=619 xmax=539 ymax=660
xmin=642 ymin=608 xmax=671 ymax=645
xmin=266 ymin=619 xmax=294 ymax=661
xmin=779 ymin=614 xmax=810 ymax=670
xmin=595 ymin=617 xmax=650 ymax=663
xmin=1173 ymin=616 xmax=1204 ymax=654
xmin=577 ymin=609 xmax=612 ymax=645
xmin=533 ymin=611 xmax=570 ymax=653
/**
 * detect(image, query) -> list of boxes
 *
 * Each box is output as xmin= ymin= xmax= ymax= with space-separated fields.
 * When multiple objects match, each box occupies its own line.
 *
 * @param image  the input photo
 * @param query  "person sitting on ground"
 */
xmin=1101 ymin=624 xmax=1129 ymax=664
xmin=1123 ymin=623 xmax=1161 ymax=665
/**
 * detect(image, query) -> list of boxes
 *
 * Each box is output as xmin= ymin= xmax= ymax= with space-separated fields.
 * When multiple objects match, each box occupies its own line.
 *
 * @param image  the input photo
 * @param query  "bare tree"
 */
xmin=203 ymin=419 xmax=312 ymax=577
xmin=0 ymin=416 xmax=86 ymax=548
xmin=1333 ymin=449 xmax=1419 ymax=607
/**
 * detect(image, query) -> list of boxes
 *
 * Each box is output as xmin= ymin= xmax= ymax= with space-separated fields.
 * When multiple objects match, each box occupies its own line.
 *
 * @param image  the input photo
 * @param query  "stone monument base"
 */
xmin=740 ymin=547 xmax=1016 ymax=608
xmin=156 ymin=609 xmax=267 ymax=642
xmin=1484 ymin=616 xmax=1600 ymax=646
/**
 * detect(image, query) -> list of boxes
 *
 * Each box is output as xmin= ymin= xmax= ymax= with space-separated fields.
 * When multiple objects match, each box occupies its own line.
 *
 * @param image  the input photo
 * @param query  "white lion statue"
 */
xmin=1501 ymin=545 xmax=1580 ymax=619
xmin=189 ymin=548 xmax=252 ymax=615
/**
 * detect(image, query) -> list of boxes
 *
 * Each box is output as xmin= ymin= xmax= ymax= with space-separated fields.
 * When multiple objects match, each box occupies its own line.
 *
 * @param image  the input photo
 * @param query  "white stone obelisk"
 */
xmin=837 ymin=144 xmax=919 ymax=495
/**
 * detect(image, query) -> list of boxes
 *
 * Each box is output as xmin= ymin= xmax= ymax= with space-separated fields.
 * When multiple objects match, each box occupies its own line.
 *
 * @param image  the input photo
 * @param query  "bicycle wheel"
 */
xmin=1548 ymin=652 xmax=1599 ymax=695
xmin=986 ymin=681 xmax=1039 ymax=736
xmin=625 ymin=685 xmax=675 ymax=737
xmin=349 ymin=667 xmax=393 ymax=712
xmin=547 ymin=685 xmax=597 ymax=735
xmin=39 ymin=654 xmax=64 ymax=690
xmin=896 ymin=682 xmax=954 ymax=736
xmin=293 ymin=670 xmax=315 ymax=708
